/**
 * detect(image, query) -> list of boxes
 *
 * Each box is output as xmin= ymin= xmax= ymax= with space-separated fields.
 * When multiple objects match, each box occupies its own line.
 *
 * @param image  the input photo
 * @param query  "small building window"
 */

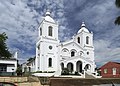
xmin=112 ymin=68 xmax=116 ymax=75
xmin=48 ymin=26 xmax=53 ymax=36
xmin=0 ymin=65 xmax=7 ymax=72
xmin=104 ymin=69 xmax=107 ymax=74
xmin=48 ymin=58 xmax=52 ymax=67
xmin=86 ymin=36 xmax=89 ymax=44
xmin=40 ymin=28 xmax=42 ymax=35
xmin=78 ymin=37 xmax=80 ymax=44
xmin=71 ymin=51 xmax=75 ymax=57
xmin=87 ymin=52 xmax=89 ymax=55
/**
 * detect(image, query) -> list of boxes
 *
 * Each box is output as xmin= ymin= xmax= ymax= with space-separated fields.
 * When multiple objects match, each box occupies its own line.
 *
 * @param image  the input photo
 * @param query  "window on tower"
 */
xmin=40 ymin=28 xmax=42 ymax=35
xmin=48 ymin=58 xmax=52 ymax=67
xmin=71 ymin=51 xmax=75 ymax=57
xmin=48 ymin=26 xmax=53 ymax=36
xmin=77 ymin=37 xmax=80 ymax=44
xmin=86 ymin=36 xmax=89 ymax=44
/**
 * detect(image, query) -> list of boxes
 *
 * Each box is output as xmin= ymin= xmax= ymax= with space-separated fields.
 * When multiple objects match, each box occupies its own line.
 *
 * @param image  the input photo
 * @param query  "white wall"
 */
xmin=0 ymin=60 xmax=17 ymax=72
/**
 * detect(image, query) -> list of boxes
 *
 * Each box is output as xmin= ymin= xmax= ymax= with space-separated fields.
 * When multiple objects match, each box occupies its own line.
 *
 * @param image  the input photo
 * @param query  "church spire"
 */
xmin=44 ymin=10 xmax=55 ymax=23
xmin=81 ymin=22 xmax=86 ymax=27
xmin=45 ymin=9 xmax=51 ymax=16
xmin=77 ymin=22 xmax=89 ymax=33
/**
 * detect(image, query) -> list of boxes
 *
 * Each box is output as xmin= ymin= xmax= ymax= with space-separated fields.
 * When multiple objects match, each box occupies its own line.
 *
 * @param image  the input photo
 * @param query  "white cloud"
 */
xmin=0 ymin=0 xmax=69 ymax=63
xmin=0 ymin=0 xmax=120 ymax=67
xmin=94 ymin=39 xmax=120 ymax=66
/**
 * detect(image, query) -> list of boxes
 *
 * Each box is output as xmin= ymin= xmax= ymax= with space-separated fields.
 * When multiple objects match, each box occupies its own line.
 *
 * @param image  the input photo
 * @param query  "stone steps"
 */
xmin=85 ymin=72 xmax=95 ymax=79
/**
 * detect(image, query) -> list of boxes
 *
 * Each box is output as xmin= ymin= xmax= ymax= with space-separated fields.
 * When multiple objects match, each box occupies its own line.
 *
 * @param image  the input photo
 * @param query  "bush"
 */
xmin=43 ymin=71 xmax=47 ymax=73
xmin=74 ymin=71 xmax=79 ymax=75
xmin=61 ymin=68 xmax=69 ymax=75
xmin=35 ymin=71 xmax=42 ymax=73
xmin=48 ymin=71 xmax=55 ymax=73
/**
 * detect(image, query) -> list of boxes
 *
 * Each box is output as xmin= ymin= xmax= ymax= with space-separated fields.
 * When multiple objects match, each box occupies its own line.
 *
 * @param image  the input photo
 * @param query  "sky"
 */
xmin=0 ymin=0 xmax=120 ymax=67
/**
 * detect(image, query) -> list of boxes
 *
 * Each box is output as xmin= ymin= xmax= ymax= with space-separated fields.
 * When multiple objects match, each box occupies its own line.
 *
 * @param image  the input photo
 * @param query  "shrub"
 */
xmin=48 ymin=71 xmax=55 ymax=73
xmin=43 ymin=71 xmax=47 ymax=73
xmin=61 ymin=68 xmax=69 ymax=75
xmin=35 ymin=71 xmax=42 ymax=73
xmin=74 ymin=71 xmax=79 ymax=75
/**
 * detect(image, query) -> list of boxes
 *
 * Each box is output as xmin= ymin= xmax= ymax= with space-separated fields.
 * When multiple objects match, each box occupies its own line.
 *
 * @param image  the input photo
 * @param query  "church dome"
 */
xmin=78 ymin=22 xmax=89 ymax=33
xmin=44 ymin=11 xmax=55 ymax=23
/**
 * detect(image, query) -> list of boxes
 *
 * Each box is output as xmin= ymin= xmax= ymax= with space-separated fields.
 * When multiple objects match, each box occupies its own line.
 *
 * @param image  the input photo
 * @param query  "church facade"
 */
xmin=34 ymin=11 xmax=96 ymax=75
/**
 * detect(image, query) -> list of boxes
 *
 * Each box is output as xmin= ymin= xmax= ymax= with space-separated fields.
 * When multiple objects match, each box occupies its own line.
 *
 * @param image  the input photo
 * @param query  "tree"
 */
xmin=16 ymin=65 xmax=22 ymax=76
xmin=16 ymin=60 xmax=22 ymax=76
xmin=115 ymin=0 xmax=120 ymax=25
xmin=0 ymin=32 xmax=12 ymax=58
xmin=27 ymin=57 xmax=34 ymax=62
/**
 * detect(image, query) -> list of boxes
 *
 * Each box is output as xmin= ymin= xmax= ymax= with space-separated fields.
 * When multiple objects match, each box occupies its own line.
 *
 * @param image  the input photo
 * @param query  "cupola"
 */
xmin=78 ymin=22 xmax=89 ymax=33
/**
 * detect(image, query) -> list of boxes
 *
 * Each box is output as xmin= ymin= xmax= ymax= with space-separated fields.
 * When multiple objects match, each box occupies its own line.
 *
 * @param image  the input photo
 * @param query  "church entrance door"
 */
xmin=76 ymin=61 xmax=82 ymax=73
xmin=67 ymin=63 xmax=73 ymax=73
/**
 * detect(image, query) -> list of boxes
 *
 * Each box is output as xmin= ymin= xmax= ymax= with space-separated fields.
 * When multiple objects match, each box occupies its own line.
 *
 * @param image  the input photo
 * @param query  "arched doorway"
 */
xmin=28 ymin=67 xmax=31 ymax=72
xmin=84 ymin=64 xmax=91 ymax=71
xmin=61 ymin=63 xmax=64 ymax=70
xmin=67 ymin=63 xmax=73 ymax=72
xmin=76 ymin=61 xmax=82 ymax=73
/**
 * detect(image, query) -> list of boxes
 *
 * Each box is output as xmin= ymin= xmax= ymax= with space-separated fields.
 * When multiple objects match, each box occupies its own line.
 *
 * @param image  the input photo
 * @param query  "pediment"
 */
xmin=62 ymin=41 xmax=85 ymax=50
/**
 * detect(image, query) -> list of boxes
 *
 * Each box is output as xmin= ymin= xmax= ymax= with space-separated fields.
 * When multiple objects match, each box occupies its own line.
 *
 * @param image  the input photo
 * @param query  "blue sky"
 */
xmin=0 ymin=0 xmax=120 ymax=67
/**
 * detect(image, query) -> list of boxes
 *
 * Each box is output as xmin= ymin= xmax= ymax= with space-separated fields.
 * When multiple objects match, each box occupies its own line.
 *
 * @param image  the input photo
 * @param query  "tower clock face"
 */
xmin=49 ymin=46 xmax=52 ymax=50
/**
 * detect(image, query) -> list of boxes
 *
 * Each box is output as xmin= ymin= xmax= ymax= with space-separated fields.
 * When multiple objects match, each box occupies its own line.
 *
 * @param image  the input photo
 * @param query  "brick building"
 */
xmin=99 ymin=62 xmax=120 ymax=78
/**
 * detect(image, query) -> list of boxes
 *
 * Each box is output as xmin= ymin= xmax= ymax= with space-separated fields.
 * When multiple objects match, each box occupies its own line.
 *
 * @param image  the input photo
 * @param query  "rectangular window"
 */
xmin=112 ymin=68 xmax=116 ymax=75
xmin=0 ymin=66 xmax=7 ymax=72
xmin=48 ymin=26 xmax=53 ymax=36
xmin=104 ymin=69 xmax=107 ymax=74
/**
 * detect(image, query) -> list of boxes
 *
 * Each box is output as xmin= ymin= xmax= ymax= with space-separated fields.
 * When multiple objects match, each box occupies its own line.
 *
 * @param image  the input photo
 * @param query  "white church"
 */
xmin=23 ymin=11 xmax=97 ymax=77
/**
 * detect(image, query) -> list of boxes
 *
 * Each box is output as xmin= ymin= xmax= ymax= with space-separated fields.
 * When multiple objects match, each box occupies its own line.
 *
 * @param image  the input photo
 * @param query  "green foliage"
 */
xmin=74 ymin=71 xmax=79 ymax=75
xmin=43 ymin=71 xmax=48 ymax=73
xmin=27 ymin=57 xmax=34 ymax=62
xmin=16 ymin=61 xmax=22 ymax=76
xmin=115 ymin=0 xmax=120 ymax=25
xmin=48 ymin=71 xmax=55 ymax=73
xmin=115 ymin=16 xmax=120 ymax=25
xmin=61 ymin=68 xmax=69 ymax=75
xmin=115 ymin=0 xmax=120 ymax=8
xmin=0 ymin=32 xmax=12 ymax=58
xmin=16 ymin=65 xmax=22 ymax=76
xmin=35 ymin=71 xmax=42 ymax=73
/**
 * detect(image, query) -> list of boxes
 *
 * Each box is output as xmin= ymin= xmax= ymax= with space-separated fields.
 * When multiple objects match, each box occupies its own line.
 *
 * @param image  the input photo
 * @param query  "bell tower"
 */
xmin=75 ymin=22 xmax=94 ymax=61
xmin=38 ymin=10 xmax=58 ymax=40
xmin=35 ymin=10 xmax=60 ymax=72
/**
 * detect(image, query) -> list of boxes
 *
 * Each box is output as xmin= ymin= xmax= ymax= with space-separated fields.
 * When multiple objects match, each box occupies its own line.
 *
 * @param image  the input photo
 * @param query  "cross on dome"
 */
xmin=77 ymin=22 xmax=89 ymax=33
xmin=44 ymin=10 xmax=55 ymax=23
xmin=45 ymin=9 xmax=51 ymax=16
xmin=81 ymin=22 xmax=86 ymax=27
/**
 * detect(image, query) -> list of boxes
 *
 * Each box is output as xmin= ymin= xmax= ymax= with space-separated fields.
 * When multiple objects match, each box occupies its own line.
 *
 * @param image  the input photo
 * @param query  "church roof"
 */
xmin=44 ymin=11 xmax=55 ymax=23
xmin=78 ymin=22 xmax=89 ymax=33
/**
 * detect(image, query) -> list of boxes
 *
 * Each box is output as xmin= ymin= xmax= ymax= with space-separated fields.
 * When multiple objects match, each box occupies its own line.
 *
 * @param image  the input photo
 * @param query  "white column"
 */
xmin=35 ymin=47 xmax=38 ymax=71
xmin=73 ymin=62 xmax=76 ymax=72
xmin=64 ymin=62 xmax=67 ymax=68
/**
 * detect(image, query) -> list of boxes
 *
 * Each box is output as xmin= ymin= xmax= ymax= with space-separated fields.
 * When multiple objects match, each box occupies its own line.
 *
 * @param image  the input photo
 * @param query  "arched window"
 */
xmin=48 ymin=58 xmax=52 ymax=67
xmin=62 ymin=48 xmax=69 ymax=57
xmin=71 ymin=51 xmax=75 ymax=57
xmin=86 ymin=36 xmax=89 ymax=44
xmin=71 ymin=49 xmax=77 ymax=57
xmin=40 ymin=28 xmax=42 ymax=35
xmin=48 ymin=26 xmax=53 ymax=36
xmin=77 ymin=37 xmax=80 ymax=44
